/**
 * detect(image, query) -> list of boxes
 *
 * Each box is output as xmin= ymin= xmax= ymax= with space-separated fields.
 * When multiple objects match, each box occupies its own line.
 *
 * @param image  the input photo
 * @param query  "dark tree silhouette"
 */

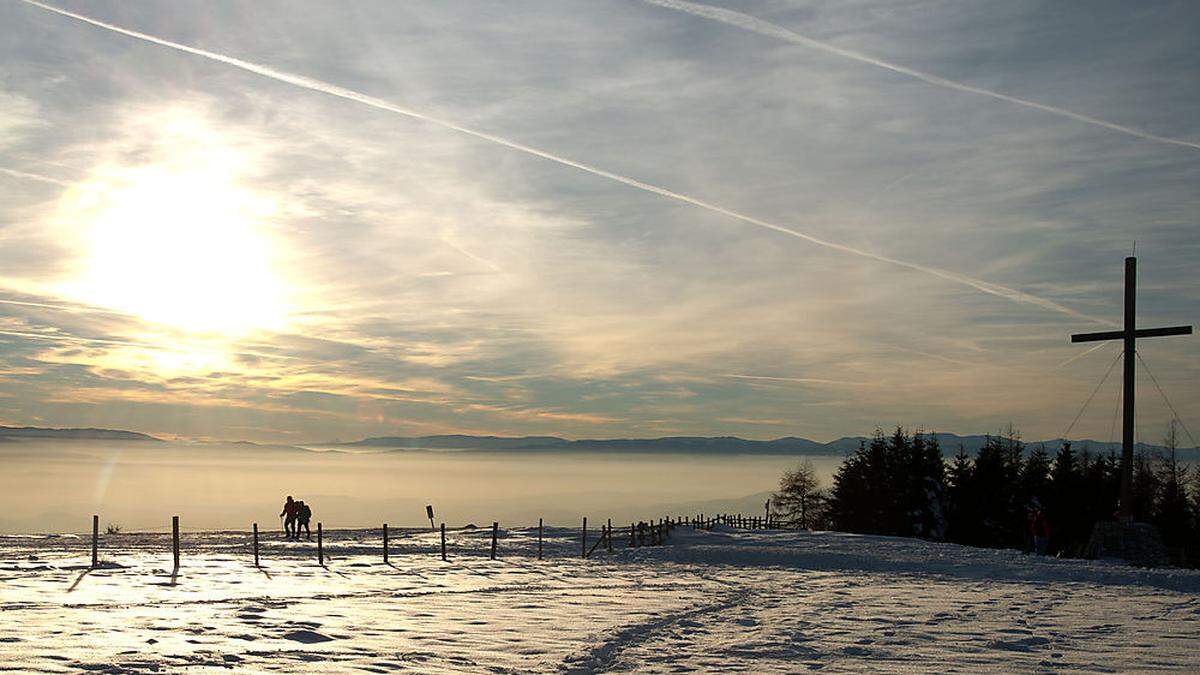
xmin=810 ymin=423 xmax=1200 ymax=566
xmin=772 ymin=460 xmax=826 ymax=529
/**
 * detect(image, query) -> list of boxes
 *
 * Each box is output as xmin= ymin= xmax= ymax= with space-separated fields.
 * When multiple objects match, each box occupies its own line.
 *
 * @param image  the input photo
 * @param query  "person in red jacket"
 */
xmin=1029 ymin=508 xmax=1050 ymax=555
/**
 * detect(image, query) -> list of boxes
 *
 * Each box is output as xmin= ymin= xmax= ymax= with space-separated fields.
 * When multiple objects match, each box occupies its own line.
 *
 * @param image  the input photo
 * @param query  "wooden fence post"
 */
xmin=629 ymin=523 xmax=635 ymax=547
xmin=606 ymin=518 xmax=613 ymax=553
xmin=317 ymin=522 xmax=324 ymax=566
xmin=581 ymin=517 xmax=588 ymax=559
xmin=440 ymin=523 xmax=447 ymax=561
xmin=538 ymin=518 xmax=543 ymax=560
xmin=490 ymin=522 xmax=499 ymax=560
xmin=253 ymin=522 xmax=260 ymax=567
xmin=383 ymin=523 xmax=389 ymax=564
xmin=91 ymin=515 xmax=99 ymax=568
xmin=171 ymin=515 xmax=180 ymax=569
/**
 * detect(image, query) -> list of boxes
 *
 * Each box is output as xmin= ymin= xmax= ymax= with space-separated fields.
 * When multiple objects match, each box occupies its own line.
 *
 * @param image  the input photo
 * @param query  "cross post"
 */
xmin=1071 ymin=256 xmax=1192 ymax=520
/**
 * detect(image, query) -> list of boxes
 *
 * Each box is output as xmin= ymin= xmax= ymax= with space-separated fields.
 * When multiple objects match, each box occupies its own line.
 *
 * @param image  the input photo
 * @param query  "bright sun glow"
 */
xmin=58 ymin=119 xmax=290 ymax=337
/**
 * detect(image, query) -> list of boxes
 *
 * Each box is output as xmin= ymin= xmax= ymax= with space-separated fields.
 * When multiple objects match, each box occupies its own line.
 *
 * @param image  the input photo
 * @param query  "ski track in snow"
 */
xmin=559 ymin=587 xmax=755 ymax=673
xmin=1 ymin=526 xmax=1199 ymax=672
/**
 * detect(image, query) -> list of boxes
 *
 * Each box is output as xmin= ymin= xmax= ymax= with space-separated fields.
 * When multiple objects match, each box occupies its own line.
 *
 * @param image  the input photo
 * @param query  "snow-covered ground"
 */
xmin=3 ymin=525 xmax=1200 ymax=672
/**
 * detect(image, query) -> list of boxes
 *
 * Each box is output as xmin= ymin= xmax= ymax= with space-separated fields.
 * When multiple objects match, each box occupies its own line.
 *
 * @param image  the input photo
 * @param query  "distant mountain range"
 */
xmin=334 ymin=433 xmax=1198 ymax=457
xmin=0 ymin=426 xmax=161 ymax=442
xmin=5 ymin=426 xmax=1193 ymax=459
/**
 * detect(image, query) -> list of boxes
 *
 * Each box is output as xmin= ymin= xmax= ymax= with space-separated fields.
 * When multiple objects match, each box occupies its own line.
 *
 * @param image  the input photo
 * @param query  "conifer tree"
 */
xmin=945 ymin=444 xmax=975 ymax=544
xmin=829 ymin=439 xmax=875 ymax=533
xmin=971 ymin=429 xmax=1025 ymax=548
xmin=1154 ymin=421 xmax=1192 ymax=558
xmin=1130 ymin=450 xmax=1161 ymax=523
xmin=1021 ymin=444 xmax=1051 ymax=506
xmin=1048 ymin=442 xmax=1086 ymax=555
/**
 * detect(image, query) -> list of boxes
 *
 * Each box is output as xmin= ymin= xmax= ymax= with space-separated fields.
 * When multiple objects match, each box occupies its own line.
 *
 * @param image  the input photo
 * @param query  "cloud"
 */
xmin=17 ymin=0 xmax=1106 ymax=326
xmin=638 ymin=0 xmax=1200 ymax=151
xmin=0 ymin=0 xmax=1195 ymax=443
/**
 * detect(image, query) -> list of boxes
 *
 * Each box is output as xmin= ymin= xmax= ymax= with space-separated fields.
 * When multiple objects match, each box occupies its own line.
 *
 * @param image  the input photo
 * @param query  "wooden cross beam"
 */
xmin=1070 ymin=256 xmax=1192 ymax=520
xmin=1072 ymin=326 xmax=1192 ymax=343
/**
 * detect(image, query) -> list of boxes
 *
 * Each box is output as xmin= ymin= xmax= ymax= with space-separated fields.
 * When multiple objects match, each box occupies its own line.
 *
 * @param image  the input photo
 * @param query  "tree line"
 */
xmin=771 ymin=423 xmax=1198 ymax=566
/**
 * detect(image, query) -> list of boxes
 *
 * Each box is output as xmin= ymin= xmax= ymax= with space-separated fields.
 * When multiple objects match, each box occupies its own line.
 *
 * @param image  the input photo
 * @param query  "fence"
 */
xmin=676 ymin=512 xmax=775 ymax=530
xmin=80 ymin=510 xmax=780 ymax=570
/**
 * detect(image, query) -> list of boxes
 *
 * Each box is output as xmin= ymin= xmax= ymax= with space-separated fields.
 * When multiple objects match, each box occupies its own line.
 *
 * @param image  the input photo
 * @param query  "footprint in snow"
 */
xmin=988 ymin=636 xmax=1050 ymax=652
xmin=842 ymin=645 xmax=872 ymax=656
xmin=283 ymin=629 xmax=335 ymax=644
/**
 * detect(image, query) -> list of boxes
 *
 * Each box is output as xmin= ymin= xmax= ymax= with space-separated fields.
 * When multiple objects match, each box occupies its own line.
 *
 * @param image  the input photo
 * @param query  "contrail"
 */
xmin=1055 ymin=341 xmax=1110 ymax=369
xmin=724 ymin=373 xmax=868 ymax=386
xmin=885 ymin=345 xmax=975 ymax=367
xmin=441 ymin=235 xmax=504 ymax=274
xmin=0 ymin=325 xmax=300 ymax=362
xmin=639 ymin=0 xmax=1200 ymax=152
xmin=0 ymin=297 xmax=115 ymax=313
xmin=0 ymin=166 xmax=70 ymax=186
xmin=19 ymin=0 xmax=1108 ymax=325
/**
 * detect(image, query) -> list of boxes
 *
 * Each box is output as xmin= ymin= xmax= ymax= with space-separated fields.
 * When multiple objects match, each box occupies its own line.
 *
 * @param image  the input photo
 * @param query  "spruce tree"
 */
xmin=1021 ymin=444 xmax=1052 ymax=511
xmin=1130 ymin=450 xmax=1160 ymax=523
xmin=829 ymin=439 xmax=874 ymax=533
xmin=945 ymin=444 xmax=975 ymax=544
xmin=1048 ymin=442 xmax=1085 ymax=555
xmin=973 ymin=429 xmax=1025 ymax=548
xmin=1154 ymin=421 xmax=1192 ymax=560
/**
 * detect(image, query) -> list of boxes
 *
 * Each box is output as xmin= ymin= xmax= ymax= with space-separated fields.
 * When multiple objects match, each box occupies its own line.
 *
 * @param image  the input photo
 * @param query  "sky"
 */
xmin=0 ymin=0 xmax=1197 ymax=444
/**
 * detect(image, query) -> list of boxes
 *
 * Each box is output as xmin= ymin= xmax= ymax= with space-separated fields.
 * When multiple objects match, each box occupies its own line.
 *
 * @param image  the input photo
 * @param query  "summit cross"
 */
xmin=1071 ymin=256 xmax=1192 ymax=520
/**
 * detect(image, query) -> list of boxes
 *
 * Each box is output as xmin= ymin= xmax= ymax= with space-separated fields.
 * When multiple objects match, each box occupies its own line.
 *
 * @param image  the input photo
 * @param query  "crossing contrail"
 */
xmin=0 ymin=167 xmax=70 ymax=186
xmin=639 ymin=0 xmax=1200 ymax=152
xmin=1055 ymin=341 xmax=1110 ymax=369
xmin=19 ymin=0 xmax=1109 ymax=325
xmin=724 ymin=374 xmax=868 ymax=386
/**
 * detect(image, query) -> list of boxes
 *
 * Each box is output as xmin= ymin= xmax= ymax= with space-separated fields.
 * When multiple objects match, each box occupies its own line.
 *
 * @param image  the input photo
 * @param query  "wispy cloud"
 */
xmin=639 ymin=0 xmax=1200 ymax=152
xmin=18 ymin=0 xmax=1106 ymax=325
xmin=0 ymin=0 xmax=1194 ymax=443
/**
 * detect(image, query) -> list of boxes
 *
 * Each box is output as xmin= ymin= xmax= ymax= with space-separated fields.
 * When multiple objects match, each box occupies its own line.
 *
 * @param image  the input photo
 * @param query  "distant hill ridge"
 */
xmin=0 ymin=426 xmax=160 ymax=441
xmin=336 ymin=433 xmax=1197 ymax=457
xmin=4 ymin=426 xmax=1191 ymax=457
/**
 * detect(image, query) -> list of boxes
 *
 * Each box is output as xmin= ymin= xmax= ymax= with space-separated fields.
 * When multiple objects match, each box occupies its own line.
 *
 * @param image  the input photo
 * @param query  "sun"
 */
xmin=58 ymin=125 xmax=291 ymax=337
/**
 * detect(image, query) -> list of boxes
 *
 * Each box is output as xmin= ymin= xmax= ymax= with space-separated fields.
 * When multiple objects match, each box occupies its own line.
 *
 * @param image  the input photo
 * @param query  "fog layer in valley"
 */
xmin=0 ymin=441 xmax=841 ymax=533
